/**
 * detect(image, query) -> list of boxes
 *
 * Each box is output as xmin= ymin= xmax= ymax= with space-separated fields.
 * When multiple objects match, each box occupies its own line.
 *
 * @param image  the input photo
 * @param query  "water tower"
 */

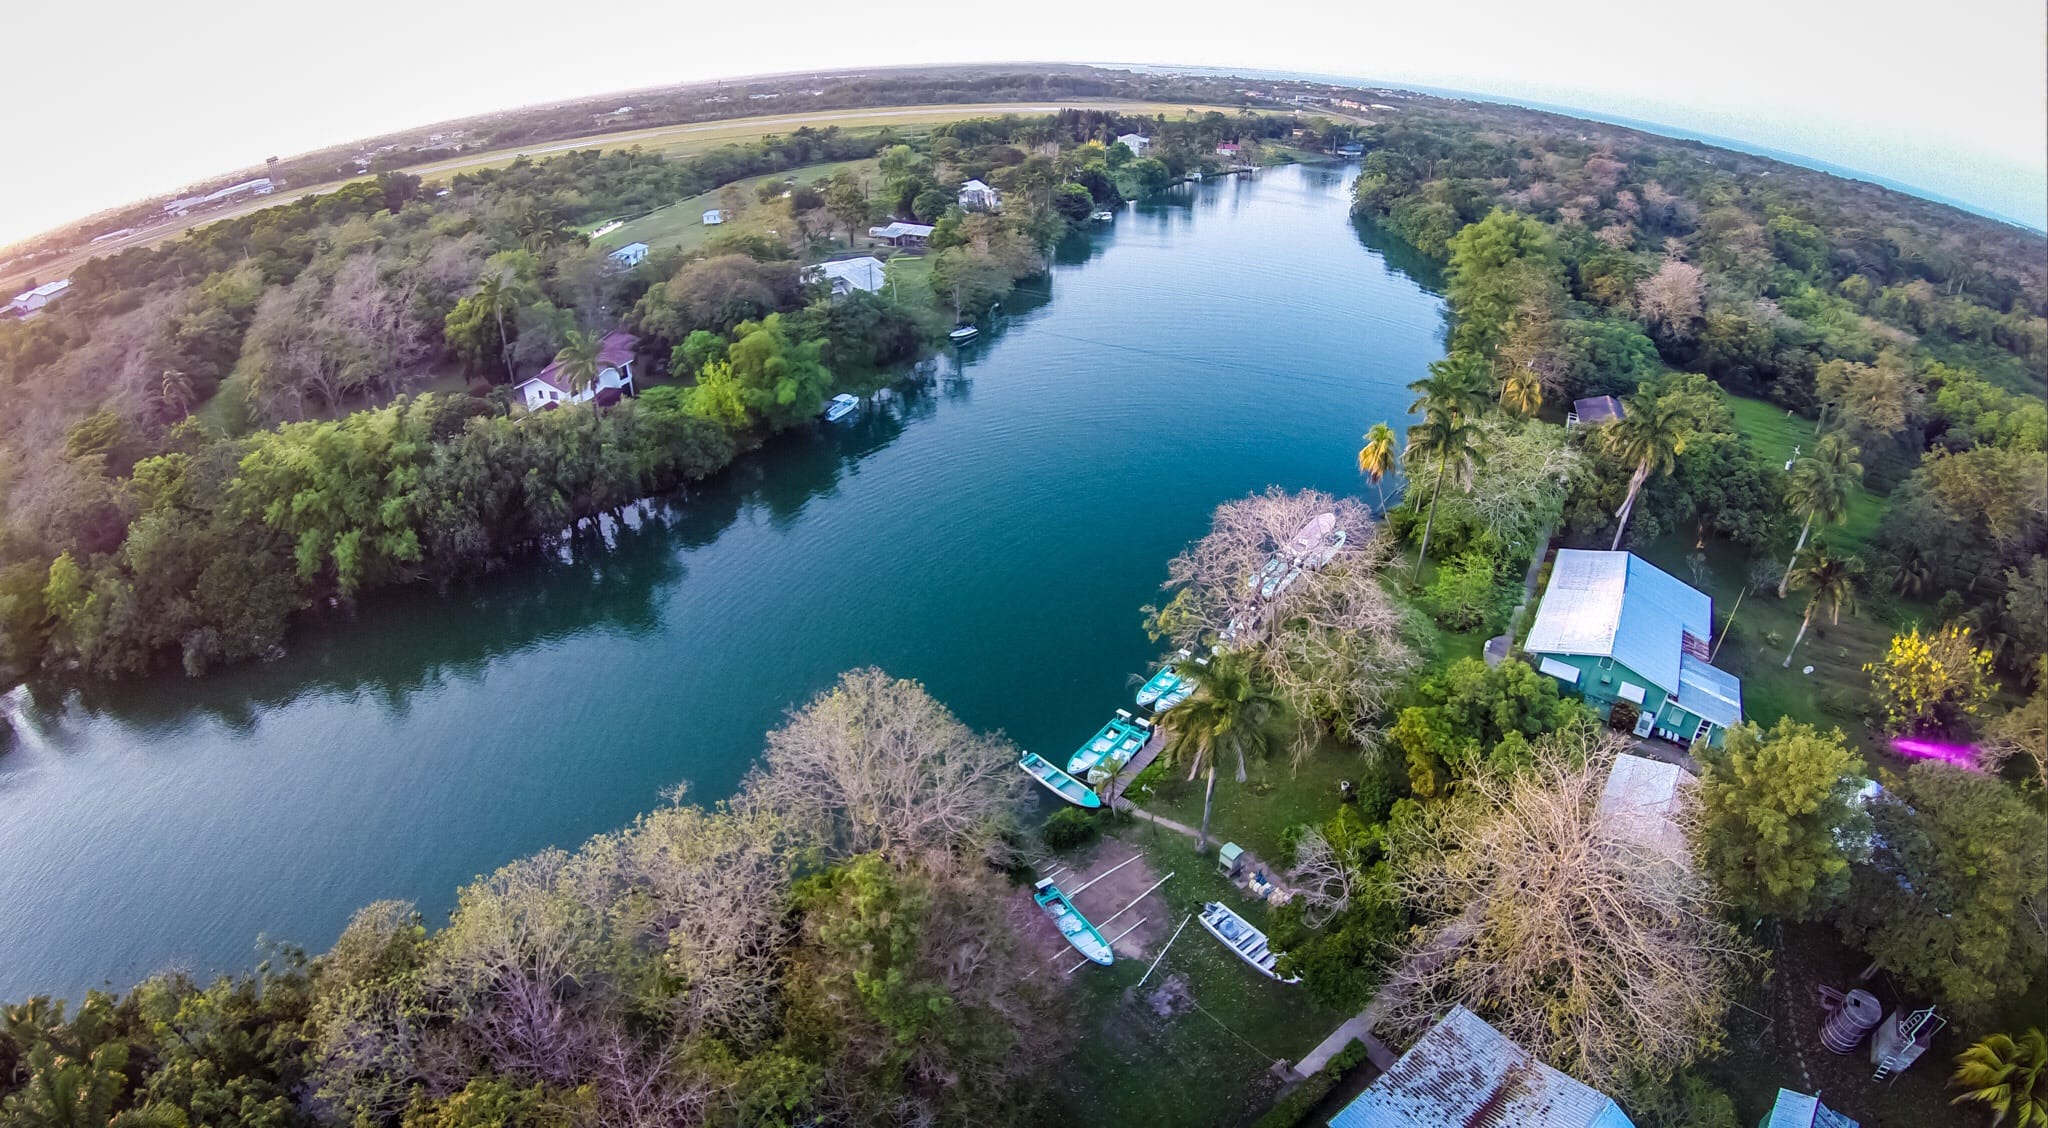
xmin=1816 ymin=986 xmax=1883 ymax=1054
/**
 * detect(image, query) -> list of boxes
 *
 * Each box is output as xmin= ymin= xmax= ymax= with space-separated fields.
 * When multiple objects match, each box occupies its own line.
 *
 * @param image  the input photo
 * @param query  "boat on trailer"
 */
xmin=1035 ymin=879 xmax=1113 ymax=965
xmin=823 ymin=393 xmax=860 ymax=422
xmin=1019 ymin=752 xmax=1102 ymax=808
xmin=1198 ymin=900 xmax=1300 ymax=983
xmin=1067 ymin=710 xmax=1151 ymax=777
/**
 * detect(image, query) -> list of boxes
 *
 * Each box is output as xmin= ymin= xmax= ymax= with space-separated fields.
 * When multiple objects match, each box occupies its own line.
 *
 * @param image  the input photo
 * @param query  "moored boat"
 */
xmin=1035 ymin=879 xmax=1113 ymax=965
xmin=1067 ymin=710 xmax=1151 ymax=776
xmin=1303 ymin=527 xmax=1347 ymax=569
xmin=1135 ymin=650 xmax=1191 ymax=707
xmin=1019 ymin=752 xmax=1102 ymax=808
xmin=823 ymin=393 xmax=860 ymax=422
xmin=948 ymin=324 xmax=980 ymax=345
xmin=1198 ymin=901 xmax=1299 ymax=983
xmin=1154 ymin=653 xmax=1208 ymax=710
xmin=1285 ymin=512 xmax=1338 ymax=558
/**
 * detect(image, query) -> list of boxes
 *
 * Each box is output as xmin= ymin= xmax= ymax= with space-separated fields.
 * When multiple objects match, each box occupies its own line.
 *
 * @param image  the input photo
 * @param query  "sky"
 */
xmin=3 ymin=0 xmax=2043 ymax=247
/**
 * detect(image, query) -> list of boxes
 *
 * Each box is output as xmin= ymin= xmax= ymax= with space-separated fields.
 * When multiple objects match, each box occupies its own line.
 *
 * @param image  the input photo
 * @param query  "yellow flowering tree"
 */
xmin=1865 ymin=624 xmax=1995 ymax=735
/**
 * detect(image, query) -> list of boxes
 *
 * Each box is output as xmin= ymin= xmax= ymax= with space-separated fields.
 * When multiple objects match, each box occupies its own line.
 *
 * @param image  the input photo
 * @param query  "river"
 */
xmin=0 ymin=164 xmax=1447 ymax=1001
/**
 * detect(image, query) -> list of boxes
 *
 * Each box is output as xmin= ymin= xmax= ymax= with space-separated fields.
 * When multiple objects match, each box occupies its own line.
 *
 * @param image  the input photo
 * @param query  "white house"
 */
xmin=868 ymin=221 xmax=934 ymax=247
xmin=702 ymin=209 xmax=725 ymax=226
xmin=6 ymin=278 xmax=70 ymax=317
xmin=515 ymin=330 xmax=638 ymax=412
xmin=957 ymin=179 xmax=1001 ymax=211
xmin=806 ymin=257 xmax=888 ymax=298
xmin=1115 ymin=133 xmax=1152 ymax=155
xmin=606 ymin=242 xmax=649 ymax=268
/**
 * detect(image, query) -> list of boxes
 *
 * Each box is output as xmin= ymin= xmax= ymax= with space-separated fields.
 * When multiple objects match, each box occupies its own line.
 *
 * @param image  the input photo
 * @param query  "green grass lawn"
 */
xmin=1724 ymin=394 xmax=1886 ymax=554
xmin=1141 ymin=738 xmax=1370 ymax=863
xmin=1048 ymin=827 xmax=1350 ymax=1126
xmin=595 ymin=158 xmax=883 ymax=258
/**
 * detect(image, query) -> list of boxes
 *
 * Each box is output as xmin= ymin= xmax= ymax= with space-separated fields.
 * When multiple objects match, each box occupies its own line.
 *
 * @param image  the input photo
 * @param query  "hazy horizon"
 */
xmin=3 ymin=0 xmax=2043 ymax=248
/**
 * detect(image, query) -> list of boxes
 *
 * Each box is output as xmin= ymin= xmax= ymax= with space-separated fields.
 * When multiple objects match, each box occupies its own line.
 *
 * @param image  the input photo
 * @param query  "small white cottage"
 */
xmin=515 ymin=331 xmax=638 ymax=412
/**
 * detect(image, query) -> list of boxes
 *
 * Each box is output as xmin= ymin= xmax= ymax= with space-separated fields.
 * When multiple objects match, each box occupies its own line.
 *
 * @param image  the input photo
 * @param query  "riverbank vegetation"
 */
xmin=0 ymin=107 xmax=1309 ymax=684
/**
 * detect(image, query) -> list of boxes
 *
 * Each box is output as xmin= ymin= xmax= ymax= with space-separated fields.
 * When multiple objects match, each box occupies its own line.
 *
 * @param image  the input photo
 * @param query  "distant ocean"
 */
xmin=1099 ymin=63 xmax=2048 ymax=234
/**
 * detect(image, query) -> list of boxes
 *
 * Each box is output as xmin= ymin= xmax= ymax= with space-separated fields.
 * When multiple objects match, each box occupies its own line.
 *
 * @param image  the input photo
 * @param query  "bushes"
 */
xmin=1422 ymin=551 xmax=1510 ymax=632
xmin=1253 ymin=1039 xmax=1372 ymax=1128
xmin=1040 ymin=808 xmax=1100 ymax=852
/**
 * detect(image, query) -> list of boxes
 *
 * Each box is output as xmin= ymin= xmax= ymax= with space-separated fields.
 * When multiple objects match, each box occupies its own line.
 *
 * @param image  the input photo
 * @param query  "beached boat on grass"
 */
xmin=1067 ymin=710 xmax=1151 ymax=777
xmin=1035 ymin=879 xmax=1113 ymax=965
xmin=1019 ymin=752 xmax=1102 ymax=808
xmin=1199 ymin=900 xmax=1299 ymax=983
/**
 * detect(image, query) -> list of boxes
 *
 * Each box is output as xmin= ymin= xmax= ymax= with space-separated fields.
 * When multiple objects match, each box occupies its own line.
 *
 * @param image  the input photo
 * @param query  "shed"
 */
xmin=1595 ymin=753 xmax=1689 ymax=860
xmin=1217 ymin=842 xmax=1245 ymax=878
xmin=1764 ymin=1089 xmax=1859 ymax=1128
xmin=1329 ymin=1006 xmax=1636 ymax=1127
xmin=1570 ymin=395 xmax=1625 ymax=427
xmin=606 ymin=242 xmax=649 ymax=268
xmin=702 ymin=209 xmax=725 ymax=225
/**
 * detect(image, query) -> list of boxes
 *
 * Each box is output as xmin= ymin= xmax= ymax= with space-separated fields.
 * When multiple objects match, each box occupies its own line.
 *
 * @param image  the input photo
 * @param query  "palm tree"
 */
xmin=1778 ymin=433 xmax=1864 ymax=596
xmin=1602 ymin=391 xmax=1691 ymax=550
xmin=552 ymin=329 xmax=606 ymax=428
xmin=1356 ymin=421 xmax=1398 ymax=511
xmin=1783 ymin=546 xmax=1862 ymax=668
xmin=1951 ymin=1028 xmax=2048 ymax=1128
xmin=1499 ymin=361 xmax=1543 ymax=418
xmin=1402 ymin=405 xmax=1485 ymax=577
xmin=1407 ymin=352 xmax=1490 ymax=422
xmin=474 ymin=268 xmax=521 ymax=381
xmin=1154 ymin=650 xmax=1288 ymax=851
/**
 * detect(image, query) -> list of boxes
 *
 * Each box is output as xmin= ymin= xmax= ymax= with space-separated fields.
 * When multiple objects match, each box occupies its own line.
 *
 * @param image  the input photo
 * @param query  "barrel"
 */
xmin=1820 ymin=989 xmax=1883 ymax=1054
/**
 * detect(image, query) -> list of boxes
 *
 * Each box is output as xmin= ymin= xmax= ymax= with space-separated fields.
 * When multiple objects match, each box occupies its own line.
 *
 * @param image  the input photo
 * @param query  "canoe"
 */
xmin=1035 ymin=879 xmax=1113 ymax=965
xmin=1198 ymin=900 xmax=1300 ymax=983
xmin=1019 ymin=752 xmax=1102 ymax=808
xmin=1285 ymin=512 xmax=1337 ymax=558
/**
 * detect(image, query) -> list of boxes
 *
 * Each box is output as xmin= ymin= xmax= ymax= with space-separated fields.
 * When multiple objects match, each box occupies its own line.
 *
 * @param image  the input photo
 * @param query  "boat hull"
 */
xmin=1019 ymin=752 xmax=1102 ymax=808
xmin=1035 ymin=881 xmax=1113 ymax=965
xmin=1198 ymin=901 xmax=1299 ymax=983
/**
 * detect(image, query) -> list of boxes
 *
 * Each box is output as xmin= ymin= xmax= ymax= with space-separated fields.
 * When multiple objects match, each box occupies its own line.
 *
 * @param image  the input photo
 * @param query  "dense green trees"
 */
xmin=1391 ymin=657 xmax=1585 ymax=795
xmin=1694 ymin=721 xmax=1867 ymax=920
xmin=1838 ymin=762 xmax=2048 ymax=1019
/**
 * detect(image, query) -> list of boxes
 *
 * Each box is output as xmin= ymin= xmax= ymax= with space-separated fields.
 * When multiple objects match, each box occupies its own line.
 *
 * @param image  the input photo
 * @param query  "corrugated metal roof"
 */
xmin=1328 ymin=1007 xmax=1634 ymax=1128
xmin=1596 ymin=754 xmax=1688 ymax=860
xmin=1676 ymin=653 xmax=1743 ymax=727
xmin=1765 ymin=1089 xmax=1860 ymax=1128
xmin=1524 ymin=551 xmax=1710 ymax=697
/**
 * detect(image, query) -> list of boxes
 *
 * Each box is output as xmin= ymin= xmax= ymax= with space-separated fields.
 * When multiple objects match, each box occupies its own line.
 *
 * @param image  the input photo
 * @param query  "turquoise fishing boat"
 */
xmin=1135 ymin=650 xmax=1191 ymax=707
xmin=1155 ymin=653 xmax=1209 ymax=711
xmin=1019 ymin=752 xmax=1102 ymax=808
xmin=1035 ymin=879 xmax=1114 ymax=965
xmin=1066 ymin=710 xmax=1151 ymax=776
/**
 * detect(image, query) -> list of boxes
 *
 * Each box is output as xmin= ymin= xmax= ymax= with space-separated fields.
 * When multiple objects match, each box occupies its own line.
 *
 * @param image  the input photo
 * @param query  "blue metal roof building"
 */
xmin=1523 ymin=550 xmax=1743 ymax=747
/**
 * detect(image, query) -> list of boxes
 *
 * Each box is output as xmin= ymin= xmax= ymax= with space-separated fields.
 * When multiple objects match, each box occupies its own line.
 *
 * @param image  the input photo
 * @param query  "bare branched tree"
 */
xmin=1377 ymin=727 xmax=1754 ymax=1090
xmin=739 ymin=667 xmax=1027 ymax=866
xmin=1148 ymin=489 xmax=1416 ymax=762
xmin=1286 ymin=825 xmax=1357 ymax=928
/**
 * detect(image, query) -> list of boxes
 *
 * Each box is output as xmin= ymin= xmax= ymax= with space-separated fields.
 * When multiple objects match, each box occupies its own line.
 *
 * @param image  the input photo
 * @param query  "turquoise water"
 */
xmin=0 ymin=164 xmax=1446 ymax=1001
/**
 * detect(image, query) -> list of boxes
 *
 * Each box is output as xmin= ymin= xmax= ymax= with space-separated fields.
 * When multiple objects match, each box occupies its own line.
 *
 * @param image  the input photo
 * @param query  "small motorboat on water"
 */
xmin=822 ymin=393 xmax=860 ymax=422
xmin=1303 ymin=528 xmax=1347 ymax=569
xmin=1154 ymin=653 xmax=1208 ymax=710
xmin=1198 ymin=901 xmax=1299 ymax=983
xmin=1285 ymin=512 xmax=1338 ymax=559
xmin=1089 ymin=209 xmax=1115 ymax=222
xmin=949 ymin=324 xmax=980 ymax=345
xmin=1036 ymin=879 xmax=1113 ymax=965
xmin=1135 ymin=649 xmax=1191 ymax=707
xmin=1247 ymin=555 xmax=1286 ymax=593
xmin=1019 ymin=752 xmax=1102 ymax=808
xmin=1067 ymin=710 xmax=1151 ymax=777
